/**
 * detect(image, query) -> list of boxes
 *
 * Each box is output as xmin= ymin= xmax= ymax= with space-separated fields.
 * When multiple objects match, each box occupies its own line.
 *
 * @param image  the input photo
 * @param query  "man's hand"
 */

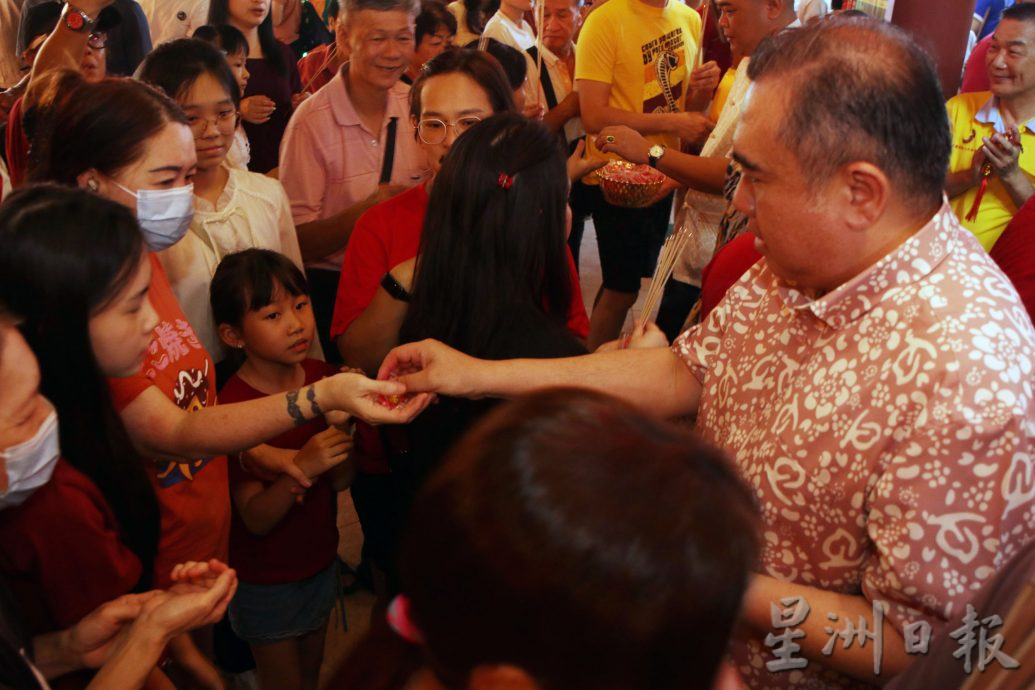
xmin=627 ymin=320 xmax=669 ymax=348
xmin=596 ymin=125 xmax=650 ymax=164
xmin=291 ymin=91 xmax=311 ymax=110
xmin=666 ymin=111 xmax=714 ymax=149
xmin=686 ymin=60 xmax=721 ymax=111
xmin=983 ymin=128 xmax=1023 ymax=179
xmin=377 ymin=339 xmax=486 ymax=398
xmin=567 ymin=139 xmax=606 ymax=182
xmin=295 ymin=426 xmax=352 ymax=477
xmin=240 ymin=95 xmax=276 ymax=124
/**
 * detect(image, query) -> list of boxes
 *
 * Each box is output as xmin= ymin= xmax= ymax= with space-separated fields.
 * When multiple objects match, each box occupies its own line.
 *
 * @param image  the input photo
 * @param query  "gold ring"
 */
xmin=605 ymin=135 xmax=615 ymax=143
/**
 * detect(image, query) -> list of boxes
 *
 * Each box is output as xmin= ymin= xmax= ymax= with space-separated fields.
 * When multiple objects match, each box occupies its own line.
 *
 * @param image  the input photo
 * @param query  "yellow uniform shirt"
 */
xmin=709 ymin=64 xmax=738 ymax=123
xmin=575 ymin=0 xmax=702 ymax=159
xmin=947 ymin=91 xmax=1035 ymax=251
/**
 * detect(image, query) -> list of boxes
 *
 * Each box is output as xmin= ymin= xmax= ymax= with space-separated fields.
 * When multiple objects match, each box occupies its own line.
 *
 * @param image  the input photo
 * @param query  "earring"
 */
xmin=87 ymin=178 xmax=100 ymax=191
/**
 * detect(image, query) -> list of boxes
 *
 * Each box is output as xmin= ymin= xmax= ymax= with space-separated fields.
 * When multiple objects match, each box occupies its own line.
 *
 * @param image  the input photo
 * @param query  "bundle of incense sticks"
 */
xmin=639 ymin=206 xmax=703 ymax=324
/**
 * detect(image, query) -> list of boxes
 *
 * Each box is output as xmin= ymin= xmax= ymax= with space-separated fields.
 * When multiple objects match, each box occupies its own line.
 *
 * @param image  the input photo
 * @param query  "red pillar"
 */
xmin=891 ymin=0 xmax=976 ymax=96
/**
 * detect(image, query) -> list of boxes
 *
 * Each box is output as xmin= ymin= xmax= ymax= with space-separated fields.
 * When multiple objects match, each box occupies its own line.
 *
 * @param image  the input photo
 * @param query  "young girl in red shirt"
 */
xmin=211 ymin=248 xmax=352 ymax=690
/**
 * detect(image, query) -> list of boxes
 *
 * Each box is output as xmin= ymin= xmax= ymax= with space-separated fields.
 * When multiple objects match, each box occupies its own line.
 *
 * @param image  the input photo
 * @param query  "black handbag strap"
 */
xmin=379 ymin=116 xmax=398 ymax=184
xmin=525 ymin=47 xmax=558 ymax=110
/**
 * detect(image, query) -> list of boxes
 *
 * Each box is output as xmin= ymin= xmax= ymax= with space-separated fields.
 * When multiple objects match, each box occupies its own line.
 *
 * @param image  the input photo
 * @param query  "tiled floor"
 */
xmin=318 ymin=220 xmax=652 ymax=685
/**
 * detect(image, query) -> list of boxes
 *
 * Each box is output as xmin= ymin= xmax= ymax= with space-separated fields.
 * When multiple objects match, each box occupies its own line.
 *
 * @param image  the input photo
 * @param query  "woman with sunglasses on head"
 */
xmin=137 ymin=38 xmax=313 ymax=372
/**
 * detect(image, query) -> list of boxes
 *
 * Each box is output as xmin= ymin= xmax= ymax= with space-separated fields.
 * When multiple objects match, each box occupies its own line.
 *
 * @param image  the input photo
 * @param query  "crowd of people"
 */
xmin=0 ymin=0 xmax=1033 ymax=689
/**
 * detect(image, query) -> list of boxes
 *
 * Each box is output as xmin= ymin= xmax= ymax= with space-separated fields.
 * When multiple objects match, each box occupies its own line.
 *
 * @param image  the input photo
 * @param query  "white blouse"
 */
xmin=159 ymin=167 xmax=306 ymax=361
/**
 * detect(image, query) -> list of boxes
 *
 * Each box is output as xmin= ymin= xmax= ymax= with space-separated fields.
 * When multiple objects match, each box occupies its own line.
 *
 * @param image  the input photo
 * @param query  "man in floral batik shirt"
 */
xmin=377 ymin=18 xmax=1035 ymax=689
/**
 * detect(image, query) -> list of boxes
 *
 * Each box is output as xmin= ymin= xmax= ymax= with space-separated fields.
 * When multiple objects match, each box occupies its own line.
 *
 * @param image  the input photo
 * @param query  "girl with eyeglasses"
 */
xmin=137 ymin=38 xmax=313 ymax=372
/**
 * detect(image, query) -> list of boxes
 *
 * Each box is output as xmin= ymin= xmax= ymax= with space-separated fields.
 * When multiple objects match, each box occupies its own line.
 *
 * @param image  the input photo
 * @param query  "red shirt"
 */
xmin=219 ymin=359 xmax=341 ymax=585
xmin=297 ymin=43 xmax=338 ymax=94
xmin=330 ymin=183 xmax=589 ymax=474
xmin=990 ymin=195 xmax=1035 ymax=325
xmin=109 ymin=254 xmax=230 ymax=587
xmin=699 ymin=233 xmax=762 ymax=320
xmin=960 ymin=34 xmax=993 ymax=94
xmin=330 ymin=182 xmax=590 ymax=339
xmin=0 ymin=459 xmax=142 ymax=635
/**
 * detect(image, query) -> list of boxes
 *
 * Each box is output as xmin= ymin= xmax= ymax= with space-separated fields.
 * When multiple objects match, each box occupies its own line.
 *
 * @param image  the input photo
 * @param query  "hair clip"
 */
xmin=497 ymin=172 xmax=514 ymax=190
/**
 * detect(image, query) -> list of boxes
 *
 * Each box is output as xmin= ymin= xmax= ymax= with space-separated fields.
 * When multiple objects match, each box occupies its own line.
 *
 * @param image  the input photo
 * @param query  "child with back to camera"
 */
xmin=210 ymin=248 xmax=353 ymax=690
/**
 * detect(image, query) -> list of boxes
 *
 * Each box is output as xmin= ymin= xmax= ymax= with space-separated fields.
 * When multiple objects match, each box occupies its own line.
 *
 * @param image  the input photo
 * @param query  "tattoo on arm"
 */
xmin=286 ymin=389 xmax=306 ymax=426
xmin=306 ymin=385 xmax=324 ymax=417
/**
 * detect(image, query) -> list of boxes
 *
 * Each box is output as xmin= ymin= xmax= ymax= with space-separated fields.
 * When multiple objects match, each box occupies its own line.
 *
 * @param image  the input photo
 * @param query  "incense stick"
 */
xmin=696 ymin=2 xmax=709 ymax=68
xmin=301 ymin=44 xmax=337 ymax=95
xmin=534 ymin=0 xmax=545 ymax=107
xmin=639 ymin=206 xmax=703 ymax=324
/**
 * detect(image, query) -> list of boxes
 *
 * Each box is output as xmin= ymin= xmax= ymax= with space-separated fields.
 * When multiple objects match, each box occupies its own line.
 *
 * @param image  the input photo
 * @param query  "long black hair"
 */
xmin=0 ymin=185 xmax=161 ymax=590
xmin=332 ymin=388 xmax=761 ymax=690
xmin=137 ymin=38 xmax=243 ymax=107
xmin=399 ymin=113 xmax=571 ymax=356
xmin=208 ymin=0 xmax=288 ymax=76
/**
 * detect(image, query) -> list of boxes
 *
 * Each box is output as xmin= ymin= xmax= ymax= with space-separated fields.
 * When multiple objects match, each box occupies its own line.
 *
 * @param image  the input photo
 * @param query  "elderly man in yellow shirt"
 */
xmin=946 ymin=2 xmax=1035 ymax=251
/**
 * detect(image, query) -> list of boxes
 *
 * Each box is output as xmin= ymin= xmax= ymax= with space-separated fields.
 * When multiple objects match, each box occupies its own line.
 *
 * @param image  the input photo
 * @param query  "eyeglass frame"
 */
xmin=415 ymin=115 xmax=483 ymax=145
xmin=86 ymin=31 xmax=107 ymax=50
xmin=186 ymin=107 xmax=239 ymax=135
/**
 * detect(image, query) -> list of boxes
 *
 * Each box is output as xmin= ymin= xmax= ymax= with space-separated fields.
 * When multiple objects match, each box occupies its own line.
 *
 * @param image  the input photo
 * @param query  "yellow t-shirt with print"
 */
xmin=947 ymin=91 xmax=1035 ymax=251
xmin=575 ymin=0 xmax=702 ymax=159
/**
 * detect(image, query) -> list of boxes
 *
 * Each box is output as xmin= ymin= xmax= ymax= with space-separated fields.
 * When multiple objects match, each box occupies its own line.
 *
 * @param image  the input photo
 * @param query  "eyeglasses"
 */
xmin=187 ymin=108 xmax=238 ymax=135
xmin=416 ymin=116 xmax=482 ymax=144
xmin=87 ymin=32 xmax=107 ymax=50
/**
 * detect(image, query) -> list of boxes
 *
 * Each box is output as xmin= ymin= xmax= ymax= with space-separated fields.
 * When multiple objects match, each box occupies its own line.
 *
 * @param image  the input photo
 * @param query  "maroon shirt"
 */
xmin=243 ymin=41 xmax=302 ymax=173
xmin=220 ymin=358 xmax=341 ymax=585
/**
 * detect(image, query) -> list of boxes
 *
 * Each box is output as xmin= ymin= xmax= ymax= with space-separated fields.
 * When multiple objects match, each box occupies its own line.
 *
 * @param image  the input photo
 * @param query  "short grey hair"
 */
xmin=345 ymin=0 xmax=420 ymax=18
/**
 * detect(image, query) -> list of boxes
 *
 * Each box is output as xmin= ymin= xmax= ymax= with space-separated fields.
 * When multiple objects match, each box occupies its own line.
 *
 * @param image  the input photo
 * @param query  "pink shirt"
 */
xmin=278 ymin=68 xmax=429 ymax=271
xmin=674 ymin=204 xmax=1035 ymax=689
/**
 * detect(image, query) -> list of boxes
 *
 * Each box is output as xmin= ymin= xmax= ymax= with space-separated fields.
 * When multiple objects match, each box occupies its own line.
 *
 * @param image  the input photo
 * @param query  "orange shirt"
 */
xmin=109 ymin=254 xmax=229 ymax=587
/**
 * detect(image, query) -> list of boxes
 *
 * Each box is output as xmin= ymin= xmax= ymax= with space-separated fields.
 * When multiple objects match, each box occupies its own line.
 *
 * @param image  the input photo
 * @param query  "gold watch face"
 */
xmin=649 ymin=145 xmax=664 ymax=158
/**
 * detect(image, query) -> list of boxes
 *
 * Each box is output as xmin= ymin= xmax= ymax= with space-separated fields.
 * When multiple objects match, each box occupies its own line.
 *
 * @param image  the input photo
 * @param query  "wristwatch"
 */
xmin=64 ymin=5 xmax=99 ymax=33
xmin=647 ymin=144 xmax=666 ymax=169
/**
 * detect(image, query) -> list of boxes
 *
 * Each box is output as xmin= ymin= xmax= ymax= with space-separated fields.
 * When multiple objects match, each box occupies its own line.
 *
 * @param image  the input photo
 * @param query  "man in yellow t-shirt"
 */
xmin=947 ymin=4 xmax=1035 ymax=251
xmin=575 ymin=0 xmax=716 ymax=348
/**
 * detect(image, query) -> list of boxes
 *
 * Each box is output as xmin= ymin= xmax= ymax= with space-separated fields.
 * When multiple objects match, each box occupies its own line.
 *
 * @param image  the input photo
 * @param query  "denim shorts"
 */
xmin=228 ymin=561 xmax=338 ymax=642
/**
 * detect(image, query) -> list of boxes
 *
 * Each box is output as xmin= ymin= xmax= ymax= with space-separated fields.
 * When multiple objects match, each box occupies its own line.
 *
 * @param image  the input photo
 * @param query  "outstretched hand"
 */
xmin=377 ymin=339 xmax=484 ymax=399
xmin=330 ymin=372 xmax=434 ymax=425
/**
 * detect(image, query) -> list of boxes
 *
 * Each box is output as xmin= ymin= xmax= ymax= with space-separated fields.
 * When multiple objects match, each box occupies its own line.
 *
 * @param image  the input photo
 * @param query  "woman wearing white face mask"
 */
xmin=0 ymin=186 xmax=173 ymax=686
xmin=26 ymin=75 xmax=431 ymax=599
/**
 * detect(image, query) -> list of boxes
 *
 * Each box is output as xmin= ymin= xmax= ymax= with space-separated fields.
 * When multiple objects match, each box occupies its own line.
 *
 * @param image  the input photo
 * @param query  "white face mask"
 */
xmin=111 ymin=180 xmax=195 ymax=252
xmin=0 ymin=411 xmax=60 ymax=510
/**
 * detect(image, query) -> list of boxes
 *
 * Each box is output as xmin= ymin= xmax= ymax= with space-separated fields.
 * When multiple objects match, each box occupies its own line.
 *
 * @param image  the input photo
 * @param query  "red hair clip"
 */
xmin=497 ymin=172 xmax=514 ymax=190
